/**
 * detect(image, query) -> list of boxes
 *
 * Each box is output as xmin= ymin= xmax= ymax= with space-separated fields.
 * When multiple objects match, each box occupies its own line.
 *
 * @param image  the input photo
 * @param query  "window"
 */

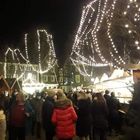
xmin=43 ymin=75 xmax=48 ymax=82
xmin=75 ymin=75 xmax=80 ymax=83
xmin=59 ymin=77 xmax=63 ymax=83
xmin=51 ymin=75 xmax=55 ymax=82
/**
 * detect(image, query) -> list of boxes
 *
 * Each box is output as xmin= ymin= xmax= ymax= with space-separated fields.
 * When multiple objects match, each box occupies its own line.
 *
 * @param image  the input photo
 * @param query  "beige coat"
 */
xmin=0 ymin=110 xmax=6 ymax=140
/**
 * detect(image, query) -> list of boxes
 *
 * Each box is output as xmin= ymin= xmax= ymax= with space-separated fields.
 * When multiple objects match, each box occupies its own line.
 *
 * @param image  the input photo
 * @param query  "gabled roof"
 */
xmin=6 ymin=78 xmax=22 ymax=90
xmin=0 ymin=75 xmax=10 ymax=91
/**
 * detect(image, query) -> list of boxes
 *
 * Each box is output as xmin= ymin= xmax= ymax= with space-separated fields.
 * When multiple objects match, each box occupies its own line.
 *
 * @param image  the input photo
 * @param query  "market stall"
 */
xmin=88 ymin=69 xmax=133 ymax=103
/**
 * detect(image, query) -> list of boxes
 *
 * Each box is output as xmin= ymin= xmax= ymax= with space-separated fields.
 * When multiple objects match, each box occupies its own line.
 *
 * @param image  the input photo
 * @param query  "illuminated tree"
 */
xmin=70 ymin=0 xmax=140 ymax=77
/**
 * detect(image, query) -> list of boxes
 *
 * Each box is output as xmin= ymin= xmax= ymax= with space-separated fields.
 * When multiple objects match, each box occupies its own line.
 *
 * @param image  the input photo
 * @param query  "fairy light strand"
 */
xmin=71 ymin=0 xmax=140 ymax=76
xmin=26 ymin=29 xmax=57 ymax=74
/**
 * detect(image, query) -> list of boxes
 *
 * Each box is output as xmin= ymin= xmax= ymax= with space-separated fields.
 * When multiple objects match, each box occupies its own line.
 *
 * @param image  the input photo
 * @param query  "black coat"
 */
xmin=108 ymin=96 xmax=120 ymax=124
xmin=42 ymin=96 xmax=55 ymax=136
xmin=76 ymin=99 xmax=92 ymax=137
xmin=92 ymin=100 xmax=108 ymax=129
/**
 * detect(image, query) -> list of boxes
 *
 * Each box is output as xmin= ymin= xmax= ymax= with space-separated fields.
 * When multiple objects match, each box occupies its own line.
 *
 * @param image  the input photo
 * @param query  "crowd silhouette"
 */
xmin=0 ymin=88 xmax=128 ymax=140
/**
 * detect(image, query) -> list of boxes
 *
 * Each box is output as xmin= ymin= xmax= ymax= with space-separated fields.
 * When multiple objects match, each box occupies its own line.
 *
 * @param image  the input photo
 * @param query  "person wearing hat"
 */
xmin=42 ymin=89 xmax=57 ymax=140
xmin=52 ymin=89 xmax=77 ymax=140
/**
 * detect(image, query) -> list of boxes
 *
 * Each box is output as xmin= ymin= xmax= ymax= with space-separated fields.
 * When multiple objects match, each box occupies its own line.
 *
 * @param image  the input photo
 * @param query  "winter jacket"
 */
xmin=30 ymin=98 xmax=43 ymax=122
xmin=42 ymin=96 xmax=55 ymax=136
xmin=52 ymin=98 xmax=77 ymax=139
xmin=92 ymin=100 xmax=108 ymax=129
xmin=9 ymin=101 xmax=34 ymax=135
xmin=76 ymin=99 xmax=92 ymax=137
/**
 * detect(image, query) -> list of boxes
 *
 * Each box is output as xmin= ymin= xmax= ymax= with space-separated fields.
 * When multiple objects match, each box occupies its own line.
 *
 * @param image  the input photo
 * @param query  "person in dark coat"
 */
xmin=42 ymin=89 xmax=57 ymax=140
xmin=8 ymin=92 xmax=34 ymax=140
xmin=52 ymin=89 xmax=77 ymax=140
xmin=109 ymin=92 xmax=120 ymax=134
xmin=92 ymin=92 xmax=108 ymax=140
xmin=104 ymin=90 xmax=111 ymax=104
xmin=76 ymin=91 xmax=92 ymax=140
xmin=30 ymin=93 xmax=43 ymax=139
xmin=104 ymin=90 xmax=112 ymax=135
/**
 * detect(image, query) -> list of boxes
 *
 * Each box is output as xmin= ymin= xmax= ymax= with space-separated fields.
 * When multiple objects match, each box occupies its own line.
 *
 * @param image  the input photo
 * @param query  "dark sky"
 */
xmin=0 ymin=0 xmax=88 ymax=66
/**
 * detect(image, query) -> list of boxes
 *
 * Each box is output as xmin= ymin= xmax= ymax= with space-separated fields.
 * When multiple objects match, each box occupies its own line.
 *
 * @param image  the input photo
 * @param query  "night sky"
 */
xmin=0 ymin=0 xmax=88 ymax=66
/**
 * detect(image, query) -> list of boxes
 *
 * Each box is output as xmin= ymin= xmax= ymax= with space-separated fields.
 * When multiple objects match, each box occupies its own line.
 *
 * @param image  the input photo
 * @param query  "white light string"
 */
xmin=25 ymin=29 xmax=57 ymax=74
xmin=106 ymin=0 xmax=126 ymax=66
xmin=70 ymin=0 xmax=110 ymax=76
xmin=4 ymin=48 xmax=29 ymax=79
xmin=71 ymin=0 xmax=140 ymax=76
xmin=4 ymin=29 xmax=57 ymax=80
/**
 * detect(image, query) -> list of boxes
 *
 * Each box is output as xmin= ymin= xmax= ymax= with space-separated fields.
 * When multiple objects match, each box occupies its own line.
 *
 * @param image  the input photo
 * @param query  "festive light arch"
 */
xmin=70 ymin=0 xmax=140 ymax=77
xmin=25 ymin=29 xmax=57 ymax=74
xmin=4 ymin=48 xmax=29 ymax=80
xmin=4 ymin=29 xmax=57 ymax=80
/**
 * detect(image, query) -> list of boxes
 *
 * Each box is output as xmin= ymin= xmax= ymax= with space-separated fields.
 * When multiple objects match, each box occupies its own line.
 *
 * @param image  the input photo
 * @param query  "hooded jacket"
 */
xmin=52 ymin=97 xmax=77 ymax=139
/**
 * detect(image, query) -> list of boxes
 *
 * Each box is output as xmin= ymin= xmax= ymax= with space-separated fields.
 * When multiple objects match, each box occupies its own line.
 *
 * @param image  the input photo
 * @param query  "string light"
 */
xmin=4 ymin=29 xmax=57 ymax=80
xmin=71 ymin=0 xmax=140 ymax=77
xmin=25 ymin=29 xmax=57 ymax=74
xmin=25 ymin=33 xmax=29 ymax=60
xmin=4 ymin=48 xmax=29 ymax=79
xmin=128 ymin=30 xmax=132 ymax=33
xmin=71 ymin=0 xmax=111 ymax=77
xmin=125 ymin=24 xmax=129 ymax=28
xmin=106 ymin=0 xmax=126 ymax=65
xmin=124 ymin=11 xmax=127 ymax=15
xmin=135 ymin=40 xmax=139 ymax=45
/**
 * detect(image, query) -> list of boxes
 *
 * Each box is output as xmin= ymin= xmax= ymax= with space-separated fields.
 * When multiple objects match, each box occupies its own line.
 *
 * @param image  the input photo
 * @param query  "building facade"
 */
xmin=0 ymin=60 xmax=110 ymax=92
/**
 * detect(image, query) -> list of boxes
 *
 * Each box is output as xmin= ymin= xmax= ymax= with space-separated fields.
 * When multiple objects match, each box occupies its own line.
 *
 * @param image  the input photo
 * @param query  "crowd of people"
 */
xmin=0 ymin=88 xmax=127 ymax=140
